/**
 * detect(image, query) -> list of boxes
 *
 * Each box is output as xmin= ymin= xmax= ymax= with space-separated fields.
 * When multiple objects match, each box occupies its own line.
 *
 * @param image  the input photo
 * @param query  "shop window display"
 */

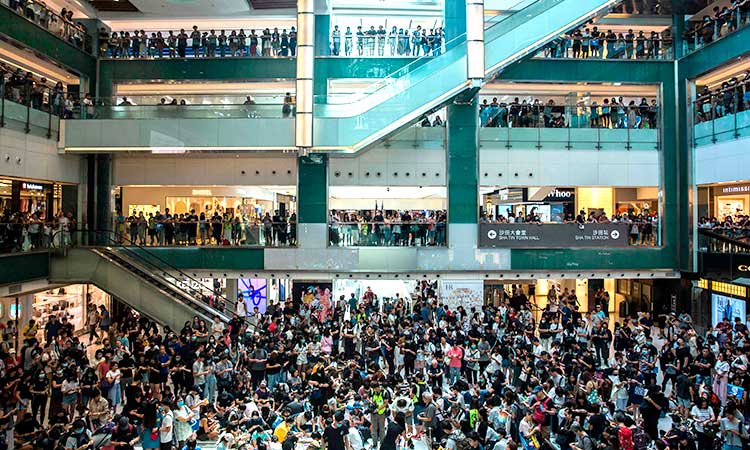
xmin=31 ymin=285 xmax=110 ymax=341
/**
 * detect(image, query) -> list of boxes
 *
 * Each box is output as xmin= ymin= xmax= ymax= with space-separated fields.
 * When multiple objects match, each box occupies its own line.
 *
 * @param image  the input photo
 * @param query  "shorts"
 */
xmin=677 ymin=397 xmax=692 ymax=408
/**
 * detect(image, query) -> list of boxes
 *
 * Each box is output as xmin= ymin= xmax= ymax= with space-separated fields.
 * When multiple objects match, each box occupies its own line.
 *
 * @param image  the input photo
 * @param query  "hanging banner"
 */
xmin=440 ymin=280 xmax=484 ymax=312
xmin=479 ymin=223 xmax=631 ymax=248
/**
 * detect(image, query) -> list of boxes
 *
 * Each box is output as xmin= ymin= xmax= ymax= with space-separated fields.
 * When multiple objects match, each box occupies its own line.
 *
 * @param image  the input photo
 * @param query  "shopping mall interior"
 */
xmin=1 ymin=0 xmax=750 ymax=446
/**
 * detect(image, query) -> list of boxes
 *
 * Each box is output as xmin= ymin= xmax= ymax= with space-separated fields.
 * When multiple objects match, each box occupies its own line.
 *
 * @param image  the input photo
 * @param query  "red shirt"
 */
xmin=619 ymin=426 xmax=634 ymax=450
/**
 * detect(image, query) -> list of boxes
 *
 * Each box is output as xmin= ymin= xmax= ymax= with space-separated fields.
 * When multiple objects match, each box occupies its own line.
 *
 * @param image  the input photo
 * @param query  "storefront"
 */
xmin=119 ymin=186 xmax=296 ymax=220
xmin=0 ymin=178 xmax=75 ymax=220
xmin=0 ymin=284 xmax=111 ymax=348
xmin=697 ymin=182 xmax=750 ymax=220
xmin=481 ymin=187 xmax=575 ymax=222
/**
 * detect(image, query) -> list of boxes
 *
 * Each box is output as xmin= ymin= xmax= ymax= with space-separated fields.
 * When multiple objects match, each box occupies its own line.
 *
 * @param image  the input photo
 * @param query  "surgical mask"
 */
xmin=177 ymin=401 xmax=185 ymax=407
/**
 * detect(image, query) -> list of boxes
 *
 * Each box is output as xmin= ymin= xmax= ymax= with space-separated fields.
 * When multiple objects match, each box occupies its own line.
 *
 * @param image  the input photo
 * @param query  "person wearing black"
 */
xmin=111 ymin=416 xmax=139 ymax=450
xmin=380 ymin=411 xmax=405 ymax=450
xmin=625 ymin=29 xmax=635 ymax=59
xmin=323 ymin=413 xmax=347 ymax=450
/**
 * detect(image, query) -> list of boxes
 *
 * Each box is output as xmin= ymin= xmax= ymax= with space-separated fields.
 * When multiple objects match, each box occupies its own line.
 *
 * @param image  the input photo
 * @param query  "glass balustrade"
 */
xmin=693 ymin=92 xmax=750 ymax=146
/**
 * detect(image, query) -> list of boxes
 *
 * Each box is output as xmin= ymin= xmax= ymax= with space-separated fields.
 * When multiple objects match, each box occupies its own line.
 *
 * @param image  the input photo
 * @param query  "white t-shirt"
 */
xmin=348 ymin=427 xmax=365 ymax=450
xmin=160 ymin=411 xmax=174 ymax=443
xmin=106 ymin=369 xmax=121 ymax=385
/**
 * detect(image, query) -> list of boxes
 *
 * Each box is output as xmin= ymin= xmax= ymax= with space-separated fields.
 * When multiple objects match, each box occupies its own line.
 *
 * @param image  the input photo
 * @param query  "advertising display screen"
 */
xmin=712 ymin=293 xmax=747 ymax=327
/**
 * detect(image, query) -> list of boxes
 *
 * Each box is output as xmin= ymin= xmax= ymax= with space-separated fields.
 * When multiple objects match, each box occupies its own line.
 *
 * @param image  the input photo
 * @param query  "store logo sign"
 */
xmin=738 ymin=265 xmax=750 ymax=272
xmin=543 ymin=188 xmax=575 ymax=201
xmin=192 ymin=189 xmax=212 ymax=196
xmin=722 ymin=185 xmax=750 ymax=194
xmin=21 ymin=182 xmax=43 ymax=191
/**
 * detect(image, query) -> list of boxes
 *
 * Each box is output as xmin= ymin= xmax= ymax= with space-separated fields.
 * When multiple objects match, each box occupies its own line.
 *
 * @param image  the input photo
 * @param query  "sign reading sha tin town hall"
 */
xmin=479 ymin=223 xmax=631 ymax=248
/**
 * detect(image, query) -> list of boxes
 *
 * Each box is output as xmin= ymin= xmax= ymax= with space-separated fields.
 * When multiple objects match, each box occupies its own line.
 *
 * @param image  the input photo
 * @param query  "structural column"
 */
xmin=466 ymin=0 xmax=484 ymax=84
xmin=296 ymin=0 xmax=315 ymax=150
xmin=444 ymin=0 xmax=467 ymax=40
xmin=447 ymin=97 xmax=479 ymax=251
xmin=95 ymin=154 xmax=111 ymax=240
xmin=296 ymin=155 xmax=328 ymax=249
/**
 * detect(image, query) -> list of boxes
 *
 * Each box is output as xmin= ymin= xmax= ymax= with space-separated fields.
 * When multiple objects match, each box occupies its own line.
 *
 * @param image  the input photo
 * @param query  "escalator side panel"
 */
xmin=50 ymin=248 xmax=211 ymax=328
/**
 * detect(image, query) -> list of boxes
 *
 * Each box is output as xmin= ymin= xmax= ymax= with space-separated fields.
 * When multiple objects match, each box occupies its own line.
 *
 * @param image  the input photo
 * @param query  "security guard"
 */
xmin=369 ymin=383 xmax=391 ymax=449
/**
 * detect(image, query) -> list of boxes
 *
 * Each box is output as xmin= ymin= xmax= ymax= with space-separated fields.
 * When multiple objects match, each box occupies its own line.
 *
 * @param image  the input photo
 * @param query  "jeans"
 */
xmin=204 ymin=374 xmax=217 ymax=403
xmin=449 ymin=366 xmax=461 ymax=385
xmin=267 ymin=372 xmax=281 ymax=391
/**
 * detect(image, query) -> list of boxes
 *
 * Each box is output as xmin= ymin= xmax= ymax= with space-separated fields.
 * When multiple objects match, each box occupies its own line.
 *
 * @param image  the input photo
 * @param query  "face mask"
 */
xmin=76 ymin=428 xmax=84 ymax=434
xmin=177 ymin=401 xmax=185 ymax=407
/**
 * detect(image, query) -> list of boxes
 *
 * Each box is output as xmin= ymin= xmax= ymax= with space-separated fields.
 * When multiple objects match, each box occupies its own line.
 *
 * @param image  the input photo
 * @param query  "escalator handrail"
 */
xmin=698 ymin=228 xmax=750 ymax=251
xmin=54 ymin=229 xmax=237 ymax=315
xmin=90 ymin=247 xmax=220 ymax=321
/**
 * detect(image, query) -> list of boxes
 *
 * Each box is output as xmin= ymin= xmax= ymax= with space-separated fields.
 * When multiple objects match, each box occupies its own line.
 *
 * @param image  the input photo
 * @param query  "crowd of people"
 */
xmin=541 ymin=27 xmax=673 ymax=60
xmin=481 ymin=209 xmax=658 ymax=246
xmin=694 ymin=70 xmax=750 ymax=123
xmin=2 ymin=0 xmax=91 ymax=52
xmin=328 ymin=25 xmax=446 ymax=57
xmin=114 ymin=209 xmax=298 ymax=248
xmin=0 ymin=210 xmax=76 ymax=253
xmin=477 ymin=97 xmax=659 ymax=129
xmin=683 ymin=1 xmax=750 ymax=52
xmin=328 ymin=210 xmax=448 ymax=247
xmin=1 ymin=279 xmax=747 ymax=450
xmin=100 ymin=27 xmax=298 ymax=59
xmin=0 ymin=65 xmax=74 ymax=118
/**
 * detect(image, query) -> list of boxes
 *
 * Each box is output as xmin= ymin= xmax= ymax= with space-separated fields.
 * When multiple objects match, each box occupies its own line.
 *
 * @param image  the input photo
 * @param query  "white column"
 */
xmin=296 ymin=0 xmax=315 ymax=149
xmin=466 ymin=0 xmax=485 ymax=85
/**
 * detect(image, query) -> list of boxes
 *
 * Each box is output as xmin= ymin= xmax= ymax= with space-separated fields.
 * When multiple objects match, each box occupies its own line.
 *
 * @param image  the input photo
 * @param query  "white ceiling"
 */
xmin=98 ymin=0 xmax=294 ymax=19
xmin=330 ymin=186 xmax=447 ymax=200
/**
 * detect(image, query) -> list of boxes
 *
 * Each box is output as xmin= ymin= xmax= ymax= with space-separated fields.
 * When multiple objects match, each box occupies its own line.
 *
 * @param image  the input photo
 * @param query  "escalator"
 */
xmin=49 ymin=232 xmax=237 ymax=328
xmin=313 ymin=0 xmax=618 ymax=152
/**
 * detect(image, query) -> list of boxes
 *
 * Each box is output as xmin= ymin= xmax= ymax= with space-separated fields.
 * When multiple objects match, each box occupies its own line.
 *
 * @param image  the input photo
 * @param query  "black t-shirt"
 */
xmin=323 ymin=425 xmax=347 ymax=450
xmin=112 ymin=424 xmax=138 ymax=450
xmin=381 ymin=419 xmax=404 ymax=450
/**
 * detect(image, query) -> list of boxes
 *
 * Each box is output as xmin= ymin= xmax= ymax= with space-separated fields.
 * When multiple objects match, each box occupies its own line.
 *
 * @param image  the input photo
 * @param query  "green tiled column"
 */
xmin=297 ymin=155 xmax=328 ymax=224
xmin=444 ymin=0 xmax=467 ymax=39
xmin=447 ymin=98 xmax=479 ymax=224
xmin=315 ymin=15 xmax=331 ymax=56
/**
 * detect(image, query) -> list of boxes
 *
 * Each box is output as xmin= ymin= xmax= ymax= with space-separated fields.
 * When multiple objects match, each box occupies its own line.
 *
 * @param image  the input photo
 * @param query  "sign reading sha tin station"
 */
xmin=479 ymin=223 xmax=631 ymax=248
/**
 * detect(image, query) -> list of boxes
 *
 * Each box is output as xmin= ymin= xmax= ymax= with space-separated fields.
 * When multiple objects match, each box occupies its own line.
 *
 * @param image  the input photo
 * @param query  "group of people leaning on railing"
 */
xmin=114 ymin=209 xmax=297 ymax=248
xmin=328 ymin=24 xmax=446 ymax=57
xmin=0 ymin=66 xmax=74 ymax=117
xmin=683 ymin=0 xmax=750 ymax=51
xmin=481 ymin=208 xmax=658 ymax=245
xmin=329 ymin=209 xmax=447 ymax=247
xmin=101 ymin=26 xmax=298 ymax=59
xmin=0 ymin=209 xmax=77 ymax=253
xmin=694 ymin=70 xmax=750 ymax=123
xmin=3 ymin=0 xmax=90 ymax=51
xmin=542 ymin=26 xmax=673 ymax=60
xmin=477 ymin=96 xmax=659 ymax=129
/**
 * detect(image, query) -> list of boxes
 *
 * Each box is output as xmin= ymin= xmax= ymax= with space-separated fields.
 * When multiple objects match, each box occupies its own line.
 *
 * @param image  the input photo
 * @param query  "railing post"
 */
xmin=625 ymin=124 xmax=632 ymax=150
xmin=596 ymin=126 xmax=602 ymax=150
xmin=734 ymin=94 xmax=740 ymax=139
xmin=536 ymin=127 xmax=542 ymax=150
xmin=0 ymin=81 xmax=5 ymax=128
xmin=711 ymin=111 xmax=717 ymax=144
xmin=46 ymin=93 xmax=52 ymax=139
xmin=25 ymin=100 xmax=31 ymax=134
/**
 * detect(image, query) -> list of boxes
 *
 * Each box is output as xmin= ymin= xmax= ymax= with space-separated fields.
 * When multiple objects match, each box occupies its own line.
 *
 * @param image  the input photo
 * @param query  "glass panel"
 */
xmin=693 ymin=92 xmax=750 ymax=146
xmin=683 ymin=6 xmax=749 ymax=56
xmin=313 ymin=0 xmax=615 ymax=149
xmin=1 ymin=1 xmax=93 ymax=53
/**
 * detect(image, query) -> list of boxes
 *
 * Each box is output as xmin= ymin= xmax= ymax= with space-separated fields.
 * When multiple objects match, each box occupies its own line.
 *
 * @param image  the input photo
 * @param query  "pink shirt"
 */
xmin=447 ymin=346 xmax=463 ymax=368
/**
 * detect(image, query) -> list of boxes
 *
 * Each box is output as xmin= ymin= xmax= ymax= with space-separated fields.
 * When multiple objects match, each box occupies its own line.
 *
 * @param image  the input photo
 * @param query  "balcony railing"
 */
xmin=698 ymin=228 xmax=750 ymax=254
xmin=99 ymin=28 xmax=297 ymax=59
xmin=0 ymin=81 xmax=63 ymax=139
xmin=1 ymin=0 xmax=93 ymax=53
xmin=66 ymin=95 xmax=295 ymax=120
xmin=328 ymin=221 xmax=447 ymax=247
xmin=534 ymin=33 xmax=673 ymax=60
xmin=693 ymin=93 xmax=750 ymax=146
xmin=683 ymin=8 xmax=750 ymax=56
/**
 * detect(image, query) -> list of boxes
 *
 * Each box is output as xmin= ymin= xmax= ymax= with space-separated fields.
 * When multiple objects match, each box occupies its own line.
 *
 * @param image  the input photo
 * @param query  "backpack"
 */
xmin=631 ymin=426 xmax=650 ymax=450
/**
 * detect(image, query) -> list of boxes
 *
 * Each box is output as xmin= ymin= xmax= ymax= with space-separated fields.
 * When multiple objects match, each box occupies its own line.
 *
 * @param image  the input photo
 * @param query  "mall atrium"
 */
xmin=1 ymin=0 xmax=750 ymax=447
